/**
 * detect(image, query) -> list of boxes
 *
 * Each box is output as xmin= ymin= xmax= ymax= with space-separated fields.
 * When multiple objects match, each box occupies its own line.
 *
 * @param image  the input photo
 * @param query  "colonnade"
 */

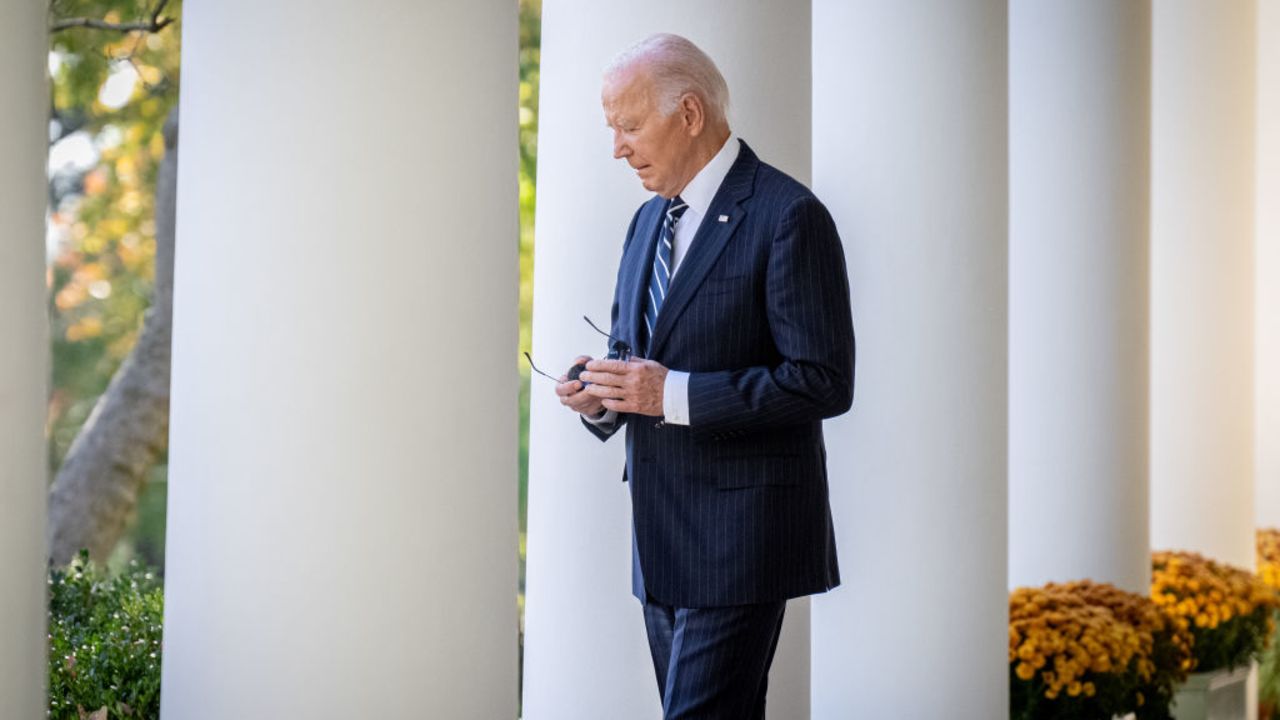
xmin=3 ymin=1 xmax=1276 ymax=717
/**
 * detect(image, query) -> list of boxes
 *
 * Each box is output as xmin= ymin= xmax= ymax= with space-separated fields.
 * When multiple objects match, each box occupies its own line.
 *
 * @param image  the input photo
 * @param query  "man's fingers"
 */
xmin=566 ymin=393 xmax=602 ymax=413
xmin=566 ymin=396 xmax=594 ymax=412
xmin=585 ymin=358 xmax=629 ymax=373
xmin=555 ymin=380 xmax=582 ymax=397
xmin=584 ymin=382 xmax=627 ymax=400
xmin=579 ymin=370 xmax=627 ymax=386
xmin=572 ymin=355 xmax=593 ymax=365
xmin=560 ymin=388 xmax=593 ymax=410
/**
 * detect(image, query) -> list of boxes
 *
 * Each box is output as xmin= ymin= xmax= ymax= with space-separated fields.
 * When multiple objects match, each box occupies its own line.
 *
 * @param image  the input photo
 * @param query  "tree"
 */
xmin=47 ymin=108 xmax=177 ymax=567
xmin=45 ymin=0 xmax=180 ymax=567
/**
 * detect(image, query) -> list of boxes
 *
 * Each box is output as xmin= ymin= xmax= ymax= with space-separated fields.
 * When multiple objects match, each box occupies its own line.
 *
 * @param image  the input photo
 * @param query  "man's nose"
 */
xmin=612 ymin=134 xmax=630 ymax=160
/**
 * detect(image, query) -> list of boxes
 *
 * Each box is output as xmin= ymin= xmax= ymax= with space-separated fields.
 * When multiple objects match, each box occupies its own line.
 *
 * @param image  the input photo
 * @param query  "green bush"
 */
xmin=1261 ymin=618 xmax=1280 ymax=719
xmin=48 ymin=549 xmax=163 ymax=719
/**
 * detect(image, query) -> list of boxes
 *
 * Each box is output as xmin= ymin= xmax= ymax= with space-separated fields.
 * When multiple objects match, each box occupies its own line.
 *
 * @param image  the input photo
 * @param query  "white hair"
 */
xmin=605 ymin=33 xmax=731 ymax=123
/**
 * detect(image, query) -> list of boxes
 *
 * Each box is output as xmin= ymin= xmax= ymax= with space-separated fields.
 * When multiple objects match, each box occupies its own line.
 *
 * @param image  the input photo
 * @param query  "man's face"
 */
xmin=602 ymin=67 xmax=697 ymax=198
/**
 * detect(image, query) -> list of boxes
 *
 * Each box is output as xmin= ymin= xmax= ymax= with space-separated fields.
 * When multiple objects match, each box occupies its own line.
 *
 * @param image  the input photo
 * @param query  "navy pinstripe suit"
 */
xmin=582 ymin=139 xmax=853 ymax=717
xmin=583 ymin=139 xmax=855 ymax=609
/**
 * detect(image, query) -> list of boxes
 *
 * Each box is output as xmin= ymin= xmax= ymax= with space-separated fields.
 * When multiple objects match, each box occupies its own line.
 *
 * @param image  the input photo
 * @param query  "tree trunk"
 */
xmin=47 ymin=108 xmax=178 ymax=567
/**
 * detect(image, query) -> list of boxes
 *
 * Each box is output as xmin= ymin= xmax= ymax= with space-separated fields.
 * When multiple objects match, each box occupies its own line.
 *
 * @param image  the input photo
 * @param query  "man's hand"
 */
xmin=580 ymin=357 xmax=668 ymax=417
xmin=556 ymin=355 xmax=607 ymax=418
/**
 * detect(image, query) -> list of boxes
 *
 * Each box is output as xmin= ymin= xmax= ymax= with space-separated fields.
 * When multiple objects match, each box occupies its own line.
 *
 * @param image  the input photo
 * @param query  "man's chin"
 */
xmin=639 ymin=178 xmax=669 ymax=196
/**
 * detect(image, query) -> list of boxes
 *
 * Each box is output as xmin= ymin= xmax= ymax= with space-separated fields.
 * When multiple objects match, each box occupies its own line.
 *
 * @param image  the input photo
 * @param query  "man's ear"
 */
xmin=680 ymin=93 xmax=705 ymax=137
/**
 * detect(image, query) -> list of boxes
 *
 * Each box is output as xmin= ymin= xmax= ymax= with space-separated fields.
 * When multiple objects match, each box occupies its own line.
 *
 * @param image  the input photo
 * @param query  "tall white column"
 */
xmin=161 ymin=2 xmax=518 ymax=717
xmin=1257 ymin=0 xmax=1280 ymax=530
xmin=1008 ymin=1 xmax=1151 ymax=595
xmin=1150 ymin=0 xmax=1256 ymax=570
xmin=523 ymin=3 xmax=812 ymax=718
xmin=811 ymin=1 xmax=1008 ymax=717
xmin=0 ymin=2 xmax=49 ymax=718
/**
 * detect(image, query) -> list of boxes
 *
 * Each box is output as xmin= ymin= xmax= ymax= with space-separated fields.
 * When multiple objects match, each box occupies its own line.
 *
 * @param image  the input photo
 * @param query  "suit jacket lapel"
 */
xmin=646 ymin=142 xmax=759 ymax=360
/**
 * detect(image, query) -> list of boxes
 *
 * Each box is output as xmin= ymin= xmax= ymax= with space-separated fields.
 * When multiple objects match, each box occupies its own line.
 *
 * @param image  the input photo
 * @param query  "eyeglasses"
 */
xmin=524 ymin=316 xmax=633 ymax=383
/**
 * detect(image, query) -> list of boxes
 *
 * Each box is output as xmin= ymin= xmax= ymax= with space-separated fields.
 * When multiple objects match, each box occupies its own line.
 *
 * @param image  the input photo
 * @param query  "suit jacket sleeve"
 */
xmin=687 ymin=195 xmax=855 ymax=436
xmin=580 ymin=203 xmax=646 ymax=442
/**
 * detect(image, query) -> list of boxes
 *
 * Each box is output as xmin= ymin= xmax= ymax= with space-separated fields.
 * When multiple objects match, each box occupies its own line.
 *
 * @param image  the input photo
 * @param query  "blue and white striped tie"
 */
xmin=643 ymin=195 xmax=688 ymax=356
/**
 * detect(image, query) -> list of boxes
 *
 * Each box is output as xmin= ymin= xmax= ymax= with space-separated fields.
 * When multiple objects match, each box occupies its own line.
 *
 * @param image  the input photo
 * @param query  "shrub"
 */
xmin=48 ymin=549 xmax=164 ymax=719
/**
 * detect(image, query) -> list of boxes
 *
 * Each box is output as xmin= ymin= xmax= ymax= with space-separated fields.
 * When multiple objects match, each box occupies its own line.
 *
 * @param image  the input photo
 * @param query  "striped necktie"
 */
xmin=643 ymin=195 xmax=689 ymax=355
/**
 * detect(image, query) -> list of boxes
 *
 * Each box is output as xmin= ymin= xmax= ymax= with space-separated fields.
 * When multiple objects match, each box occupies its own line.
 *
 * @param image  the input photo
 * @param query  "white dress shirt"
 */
xmin=585 ymin=132 xmax=741 ymax=428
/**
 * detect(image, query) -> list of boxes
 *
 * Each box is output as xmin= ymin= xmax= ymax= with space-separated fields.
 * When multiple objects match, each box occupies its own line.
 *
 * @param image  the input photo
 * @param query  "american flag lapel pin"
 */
xmin=718 ymin=214 xmax=729 ymax=223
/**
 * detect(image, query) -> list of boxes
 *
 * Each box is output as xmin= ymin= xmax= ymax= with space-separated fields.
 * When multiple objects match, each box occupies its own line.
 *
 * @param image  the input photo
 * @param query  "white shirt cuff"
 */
xmin=662 ymin=370 xmax=691 ymax=425
xmin=583 ymin=408 xmax=618 ymax=426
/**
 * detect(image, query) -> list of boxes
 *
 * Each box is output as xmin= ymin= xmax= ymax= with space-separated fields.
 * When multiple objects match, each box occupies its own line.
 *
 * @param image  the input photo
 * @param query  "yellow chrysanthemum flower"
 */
xmin=1152 ymin=549 xmax=1280 ymax=674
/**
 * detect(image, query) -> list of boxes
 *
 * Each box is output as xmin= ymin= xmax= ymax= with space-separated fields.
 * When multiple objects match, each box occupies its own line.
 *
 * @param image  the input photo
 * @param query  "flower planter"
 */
xmin=1171 ymin=664 xmax=1252 ymax=720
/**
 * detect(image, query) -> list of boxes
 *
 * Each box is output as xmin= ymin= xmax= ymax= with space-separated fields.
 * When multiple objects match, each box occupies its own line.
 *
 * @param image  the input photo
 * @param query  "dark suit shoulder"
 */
xmin=752 ymin=160 xmax=826 ymax=212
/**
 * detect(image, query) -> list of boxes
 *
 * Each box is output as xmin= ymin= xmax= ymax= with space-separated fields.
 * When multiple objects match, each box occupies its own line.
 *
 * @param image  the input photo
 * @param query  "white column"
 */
xmin=0 ymin=1 xmax=49 ymax=718
xmin=811 ymin=1 xmax=1008 ymax=717
xmin=1257 ymin=0 xmax=1280 ymax=530
xmin=1151 ymin=0 xmax=1256 ymax=570
xmin=1008 ymin=1 xmax=1151 ymax=595
xmin=161 ymin=2 xmax=518 ymax=717
xmin=523 ymin=3 xmax=812 ymax=718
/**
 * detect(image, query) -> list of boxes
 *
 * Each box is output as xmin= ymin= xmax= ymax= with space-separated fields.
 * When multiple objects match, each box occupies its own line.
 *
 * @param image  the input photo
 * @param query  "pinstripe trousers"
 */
xmin=641 ymin=593 xmax=787 ymax=719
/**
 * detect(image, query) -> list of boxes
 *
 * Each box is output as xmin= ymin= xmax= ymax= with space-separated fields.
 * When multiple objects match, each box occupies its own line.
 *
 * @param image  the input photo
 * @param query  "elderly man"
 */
xmin=554 ymin=33 xmax=855 ymax=718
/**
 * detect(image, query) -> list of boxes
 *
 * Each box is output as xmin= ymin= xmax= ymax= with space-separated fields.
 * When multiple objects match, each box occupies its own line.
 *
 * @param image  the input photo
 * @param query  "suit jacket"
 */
xmin=582 ymin=139 xmax=855 ymax=607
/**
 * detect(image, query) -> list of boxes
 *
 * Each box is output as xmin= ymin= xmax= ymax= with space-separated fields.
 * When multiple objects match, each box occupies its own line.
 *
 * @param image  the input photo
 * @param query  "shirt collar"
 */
xmin=678 ymin=132 xmax=740 ymax=216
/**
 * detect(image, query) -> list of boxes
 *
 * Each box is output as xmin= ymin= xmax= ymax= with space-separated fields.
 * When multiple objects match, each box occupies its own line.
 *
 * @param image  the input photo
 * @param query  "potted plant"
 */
xmin=1010 ymin=580 xmax=1192 ymax=719
xmin=1151 ymin=551 xmax=1280 ymax=720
